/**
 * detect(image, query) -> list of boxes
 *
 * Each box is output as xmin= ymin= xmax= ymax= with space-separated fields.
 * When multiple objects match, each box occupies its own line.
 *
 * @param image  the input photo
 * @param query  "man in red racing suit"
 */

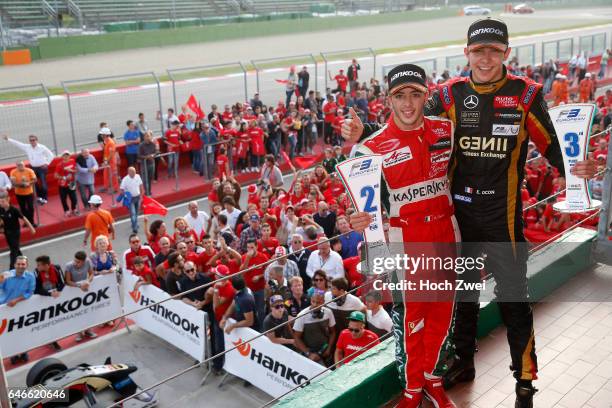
xmin=351 ymin=64 xmax=459 ymax=408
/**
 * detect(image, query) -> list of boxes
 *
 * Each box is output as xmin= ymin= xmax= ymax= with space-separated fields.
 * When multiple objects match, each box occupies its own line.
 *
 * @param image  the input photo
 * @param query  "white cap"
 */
xmin=585 ymin=72 xmax=592 ymax=78
xmin=99 ymin=127 xmax=111 ymax=135
xmin=88 ymin=195 xmax=103 ymax=205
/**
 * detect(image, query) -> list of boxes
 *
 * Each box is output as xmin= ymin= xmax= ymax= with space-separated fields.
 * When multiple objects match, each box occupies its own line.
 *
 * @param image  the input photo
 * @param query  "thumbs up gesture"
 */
xmin=341 ymin=107 xmax=364 ymax=143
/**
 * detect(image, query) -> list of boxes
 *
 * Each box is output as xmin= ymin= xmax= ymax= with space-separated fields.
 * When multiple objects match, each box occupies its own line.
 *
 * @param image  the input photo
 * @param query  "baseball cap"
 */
xmin=214 ymin=264 xmax=230 ymax=277
xmin=247 ymin=184 xmax=257 ymax=194
xmin=88 ymin=194 xmax=103 ymax=205
xmin=466 ymin=18 xmax=509 ymax=51
xmin=585 ymin=72 xmax=592 ymax=78
xmin=99 ymin=127 xmax=111 ymax=136
xmin=61 ymin=150 xmax=71 ymax=156
xmin=387 ymin=64 xmax=428 ymax=95
xmin=171 ymin=120 xmax=180 ymax=125
xmin=274 ymin=246 xmax=287 ymax=257
xmin=348 ymin=311 xmax=365 ymax=323
xmin=249 ymin=214 xmax=260 ymax=222
xmin=269 ymin=295 xmax=284 ymax=305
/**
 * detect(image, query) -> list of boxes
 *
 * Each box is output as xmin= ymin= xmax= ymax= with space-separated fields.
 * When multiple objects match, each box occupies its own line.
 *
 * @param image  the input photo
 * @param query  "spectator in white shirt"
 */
xmin=220 ymin=196 xmax=240 ymax=231
xmin=3 ymin=134 xmax=54 ymax=204
xmin=365 ymin=290 xmax=392 ymax=338
xmin=119 ymin=167 xmax=144 ymax=234
xmin=0 ymin=171 xmax=12 ymax=193
xmin=184 ymin=201 xmax=210 ymax=238
xmin=306 ymin=237 xmax=345 ymax=280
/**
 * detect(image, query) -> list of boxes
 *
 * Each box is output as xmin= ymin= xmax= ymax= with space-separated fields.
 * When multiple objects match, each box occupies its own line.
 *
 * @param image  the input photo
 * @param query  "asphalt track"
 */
xmin=0 ymin=8 xmax=610 ymax=163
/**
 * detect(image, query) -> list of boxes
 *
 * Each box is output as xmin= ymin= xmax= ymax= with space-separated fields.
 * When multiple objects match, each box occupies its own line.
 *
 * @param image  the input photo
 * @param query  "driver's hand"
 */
xmin=342 ymin=108 xmax=364 ymax=143
xmin=350 ymin=211 xmax=373 ymax=233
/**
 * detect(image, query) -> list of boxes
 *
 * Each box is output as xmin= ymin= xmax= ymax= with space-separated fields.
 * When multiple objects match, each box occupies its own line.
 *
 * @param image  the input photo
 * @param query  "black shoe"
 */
xmin=443 ymin=357 xmax=475 ymax=390
xmin=51 ymin=341 xmax=62 ymax=351
xmin=20 ymin=353 xmax=29 ymax=362
xmin=10 ymin=356 xmax=19 ymax=365
xmin=515 ymin=384 xmax=537 ymax=408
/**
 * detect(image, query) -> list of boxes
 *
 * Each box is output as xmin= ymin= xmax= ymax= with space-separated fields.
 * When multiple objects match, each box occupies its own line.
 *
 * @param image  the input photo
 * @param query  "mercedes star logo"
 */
xmin=463 ymin=95 xmax=479 ymax=109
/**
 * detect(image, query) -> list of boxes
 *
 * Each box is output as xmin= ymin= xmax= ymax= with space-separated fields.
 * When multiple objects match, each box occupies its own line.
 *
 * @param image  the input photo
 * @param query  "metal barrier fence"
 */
xmin=0 ymin=84 xmax=58 ymax=161
xmin=381 ymin=58 xmax=437 ymax=78
xmin=167 ymin=62 xmax=248 ymax=114
xmin=542 ymin=38 xmax=574 ymax=63
xmin=0 ymin=27 xmax=610 ymax=164
xmin=321 ymin=48 xmax=376 ymax=91
xmin=62 ymin=72 xmax=164 ymax=150
xmin=251 ymin=54 xmax=318 ymax=103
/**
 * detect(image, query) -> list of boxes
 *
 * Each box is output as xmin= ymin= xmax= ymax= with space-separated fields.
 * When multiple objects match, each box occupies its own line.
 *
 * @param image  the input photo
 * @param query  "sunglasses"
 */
xmin=184 ymin=268 xmax=196 ymax=273
xmin=348 ymin=328 xmax=361 ymax=334
xmin=313 ymin=278 xmax=325 ymax=282
xmin=272 ymin=304 xmax=285 ymax=310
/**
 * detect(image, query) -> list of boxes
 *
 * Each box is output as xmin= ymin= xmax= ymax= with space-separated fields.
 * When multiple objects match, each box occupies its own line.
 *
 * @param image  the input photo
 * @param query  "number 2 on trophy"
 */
xmin=360 ymin=186 xmax=378 ymax=212
xmin=563 ymin=132 xmax=580 ymax=158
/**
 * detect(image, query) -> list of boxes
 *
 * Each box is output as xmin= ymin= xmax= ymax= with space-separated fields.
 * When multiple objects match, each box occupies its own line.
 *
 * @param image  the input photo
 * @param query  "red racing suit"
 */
xmin=357 ymin=114 xmax=459 ymax=391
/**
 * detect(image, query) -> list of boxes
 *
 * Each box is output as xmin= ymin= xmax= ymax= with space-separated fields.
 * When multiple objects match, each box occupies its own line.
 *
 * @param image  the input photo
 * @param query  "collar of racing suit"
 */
xmin=468 ymin=65 xmax=508 ymax=94
xmin=387 ymin=112 xmax=427 ymax=141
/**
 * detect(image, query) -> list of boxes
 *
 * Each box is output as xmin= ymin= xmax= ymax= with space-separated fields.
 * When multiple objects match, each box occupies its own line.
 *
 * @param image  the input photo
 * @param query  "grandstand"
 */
xmin=0 ymin=0 xmax=415 ymax=29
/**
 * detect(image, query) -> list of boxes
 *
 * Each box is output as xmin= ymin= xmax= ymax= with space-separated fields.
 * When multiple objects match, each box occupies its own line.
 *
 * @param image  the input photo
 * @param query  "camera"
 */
xmin=268 ymin=279 xmax=279 ymax=293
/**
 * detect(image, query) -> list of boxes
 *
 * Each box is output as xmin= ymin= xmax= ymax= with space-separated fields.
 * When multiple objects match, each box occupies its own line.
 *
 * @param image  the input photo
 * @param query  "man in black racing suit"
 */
xmin=344 ymin=18 xmax=597 ymax=408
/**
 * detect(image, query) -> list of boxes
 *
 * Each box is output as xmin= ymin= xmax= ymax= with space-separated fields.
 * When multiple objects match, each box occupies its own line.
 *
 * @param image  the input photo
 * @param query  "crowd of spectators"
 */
xmin=0 ymin=52 xmax=610 ymax=372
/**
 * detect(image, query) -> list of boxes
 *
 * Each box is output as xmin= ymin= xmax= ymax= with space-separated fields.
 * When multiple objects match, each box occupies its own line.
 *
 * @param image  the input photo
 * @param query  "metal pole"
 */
xmin=0 ymin=16 xmax=6 ymax=52
xmin=202 ymin=145 xmax=208 ymax=179
xmin=239 ymin=62 xmax=248 ymax=102
xmin=0 ymin=347 xmax=10 ymax=408
xmin=174 ymin=152 xmax=179 ymax=191
xmin=143 ymin=158 xmax=149 ymax=196
xmin=369 ymin=48 xmax=376 ymax=81
xmin=310 ymin=53 xmax=318 ymax=93
xmin=42 ymin=84 xmax=58 ymax=155
xmin=252 ymin=60 xmax=260 ymax=95
xmin=321 ymin=53 xmax=328 ymax=91
xmin=168 ymin=70 xmax=177 ymax=112
xmin=62 ymin=82 xmax=78 ymax=152
xmin=152 ymin=73 xmax=165 ymax=134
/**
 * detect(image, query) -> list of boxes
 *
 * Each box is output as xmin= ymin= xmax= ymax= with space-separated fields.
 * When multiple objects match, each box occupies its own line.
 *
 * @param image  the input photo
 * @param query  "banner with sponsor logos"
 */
xmin=0 ymin=273 xmax=122 ymax=357
xmin=548 ymin=104 xmax=598 ymax=212
xmin=123 ymin=272 xmax=207 ymax=362
xmin=223 ymin=319 xmax=325 ymax=398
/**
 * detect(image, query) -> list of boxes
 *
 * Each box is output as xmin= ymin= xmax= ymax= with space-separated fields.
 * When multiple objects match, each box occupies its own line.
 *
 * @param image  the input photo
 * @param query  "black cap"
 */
xmin=387 ymin=64 xmax=427 ymax=95
xmin=467 ymin=18 xmax=509 ymax=49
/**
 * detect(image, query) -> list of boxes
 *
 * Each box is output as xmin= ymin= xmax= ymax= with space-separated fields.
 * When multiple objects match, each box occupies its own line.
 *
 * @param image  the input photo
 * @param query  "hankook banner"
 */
xmin=223 ymin=320 xmax=325 ymax=398
xmin=0 ymin=273 xmax=122 ymax=356
xmin=123 ymin=272 xmax=207 ymax=362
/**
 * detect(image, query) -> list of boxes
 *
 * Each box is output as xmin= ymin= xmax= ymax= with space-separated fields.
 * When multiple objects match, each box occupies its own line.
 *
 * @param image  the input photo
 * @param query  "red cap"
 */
xmin=247 ymin=184 xmax=257 ymax=194
xmin=214 ymin=264 xmax=231 ymax=277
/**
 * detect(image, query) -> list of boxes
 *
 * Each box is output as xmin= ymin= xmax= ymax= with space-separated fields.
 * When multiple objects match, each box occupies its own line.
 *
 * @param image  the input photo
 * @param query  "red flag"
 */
xmin=186 ymin=94 xmax=205 ymax=120
xmin=142 ymin=196 xmax=168 ymax=216
xmin=294 ymin=155 xmax=318 ymax=169
xmin=275 ymin=79 xmax=289 ymax=84
xmin=280 ymin=150 xmax=291 ymax=164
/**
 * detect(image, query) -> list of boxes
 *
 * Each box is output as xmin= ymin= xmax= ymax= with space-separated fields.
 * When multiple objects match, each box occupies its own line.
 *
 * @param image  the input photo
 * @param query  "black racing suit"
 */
xmin=360 ymin=67 xmax=565 ymax=381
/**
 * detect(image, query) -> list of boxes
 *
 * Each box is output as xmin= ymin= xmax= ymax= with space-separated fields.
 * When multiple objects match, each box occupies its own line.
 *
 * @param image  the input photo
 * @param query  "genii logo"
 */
xmin=233 ymin=338 xmax=252 ymax=356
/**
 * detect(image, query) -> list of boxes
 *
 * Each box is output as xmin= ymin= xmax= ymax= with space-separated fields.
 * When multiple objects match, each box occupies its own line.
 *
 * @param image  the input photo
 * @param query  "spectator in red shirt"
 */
xmin=215 ymin=147 xmax=230 ymax=180
xmin=323 ymin=95 xmax=337 ymax=144
xmin=210 ymin=264 xmax=235 ymax=374
xmin=332 ymin=109 xmax=345 ymax=146
xmin=334 ymin=311 xmax=380 ymax=365
xmin=197 ymin=234 xmax=217 ymax=276
xmin=163 ymin=120 xmax=182 ymax=177
xmin=248 ymin=121 xmax=265 ymax=172
xmin=329 ymin=69 xmax=348 ymax=94
xmin=144 ymin=218 xmax=172 ymax=254
xmin=122 ymin=233 xmax=155 ymax=272
xmin=172 ymin=217 xmax=198 ymax=245
xmin=259 ymin=223 xmax=279 ymax=258
xmin=241 ymin=238 xmax=270 ymax=330
xmin=54 ymin=150 xmax=79 ymax=217
xmin=132 ymin=256 xmax=160 ymax=290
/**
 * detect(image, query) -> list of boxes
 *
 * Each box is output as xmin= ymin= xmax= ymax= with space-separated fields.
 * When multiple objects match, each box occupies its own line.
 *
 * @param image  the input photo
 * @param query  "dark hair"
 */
xmin=74 ymin=251 xmax=87 ymax=261
xmin=201 ymin=234 xmax=211 ymax=240
xmin=35 ymin=255 xmax=51 ymax=265
xmin=218 ymin=213 xmax=228 ymax=225
xmin=231 ymin=275 xmax=246 ymax=291
xmin=133 ymin=256 xmax=144 ymax=265
xmin=331 ymin=277 xmax=349 ymax=292
xmin=129 ymin=233 xmax=139 ymax=242
xmin=365 ymin=290 xmax=382 ymax=303
xmin=126 ymin=120 xmax=133 ymax=127
xmin=313 ymin=269 xmax=327 ymax=282
xmin=149 ymin=220 xmax=164 ymax=237
xmin=168 ymin=108 xmax=174 ymax=114
xmin=168 ymin=252 xmax=182 ymax=268
xmin=246 ymin=238 xmax=257 ymax=246
xmin=222 ymin=196 xmax=236 ymax=206
xmin=138 ymin=112 xmax=144 ymax=117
